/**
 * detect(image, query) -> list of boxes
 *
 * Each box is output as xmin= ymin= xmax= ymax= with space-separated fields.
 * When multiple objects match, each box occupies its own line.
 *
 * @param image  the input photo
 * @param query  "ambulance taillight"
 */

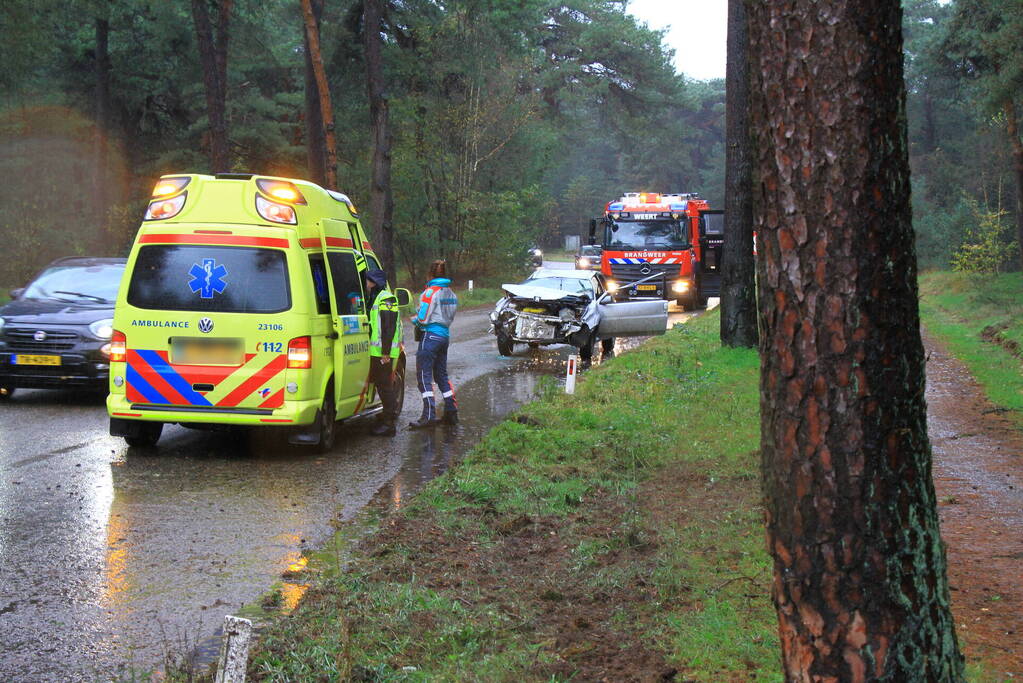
xmin=109 ymin=330 xmax=127 ymax=362
xmin=287 ymin=336 xmax=312 ymax=369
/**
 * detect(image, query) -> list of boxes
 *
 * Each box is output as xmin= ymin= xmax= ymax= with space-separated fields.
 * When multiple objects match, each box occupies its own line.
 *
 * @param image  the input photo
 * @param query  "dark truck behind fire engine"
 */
xmin=588 ymin=192 xmax=723 ymax=310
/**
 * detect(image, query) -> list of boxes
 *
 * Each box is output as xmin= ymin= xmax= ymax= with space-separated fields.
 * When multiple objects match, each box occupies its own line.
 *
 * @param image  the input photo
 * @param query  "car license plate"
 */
xmin=171 ymin=338 xmax=242 ymax=366
xmin=637 ymin=284 xmax=658 ymax=291
xmin=12 ymin=354 xmax=61 ymax=366
xmin=522 ymin=307 xmax=546 ymax=314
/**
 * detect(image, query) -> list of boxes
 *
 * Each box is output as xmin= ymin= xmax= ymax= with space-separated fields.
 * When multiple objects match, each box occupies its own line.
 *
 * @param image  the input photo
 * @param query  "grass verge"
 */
xmin=248 ymin=312 xmax=782 ymax=682
xmin=918 ymin=271 xmax=1023 ymax=429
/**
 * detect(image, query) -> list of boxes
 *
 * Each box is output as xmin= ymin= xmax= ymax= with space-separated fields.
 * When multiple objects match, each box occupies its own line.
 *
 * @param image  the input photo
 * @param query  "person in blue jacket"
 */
xmin=410 ymin=260 xmax=459 ymax=428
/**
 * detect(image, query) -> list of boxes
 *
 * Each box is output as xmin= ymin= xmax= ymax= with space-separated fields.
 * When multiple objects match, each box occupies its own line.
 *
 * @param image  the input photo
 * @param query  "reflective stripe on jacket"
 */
xmin=369 ymin=290 xmax=402 ymax=358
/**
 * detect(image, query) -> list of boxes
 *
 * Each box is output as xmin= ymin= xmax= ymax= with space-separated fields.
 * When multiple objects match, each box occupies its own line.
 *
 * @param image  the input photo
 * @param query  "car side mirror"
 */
xmin=9 ymin=288 xmax=24 ymax=300
xmin=599 ymin=293 xmax=613 ymax=304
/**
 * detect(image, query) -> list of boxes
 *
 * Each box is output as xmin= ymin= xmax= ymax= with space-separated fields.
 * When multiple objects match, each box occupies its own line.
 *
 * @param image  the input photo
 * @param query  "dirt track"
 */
xmin=926 ymin=334 xmax=1023 ymax=677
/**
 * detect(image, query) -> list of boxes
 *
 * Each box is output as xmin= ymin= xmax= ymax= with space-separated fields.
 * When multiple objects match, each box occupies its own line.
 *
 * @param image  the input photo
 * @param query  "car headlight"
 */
xmin=558 ymin=308 xmax=575 ymax=322
xmin=578 ymin=257 xmax=590 ymax=268
xmin=607 ymin=280 xmax=618 ymax=293
xmin=89 ymin=318 xmax=114 ymax=339
xmin=672 ymin=280 xmax=690 ymax=293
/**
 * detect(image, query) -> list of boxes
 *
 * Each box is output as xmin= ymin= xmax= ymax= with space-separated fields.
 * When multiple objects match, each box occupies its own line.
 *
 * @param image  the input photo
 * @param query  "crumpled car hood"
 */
xmin=501 ymin=284 xmax=586 ymax=302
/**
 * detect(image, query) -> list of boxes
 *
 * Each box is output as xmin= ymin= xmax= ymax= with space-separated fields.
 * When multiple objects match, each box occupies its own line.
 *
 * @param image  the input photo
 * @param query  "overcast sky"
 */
xmin=627 ymin=0 xmax=727 ymax=81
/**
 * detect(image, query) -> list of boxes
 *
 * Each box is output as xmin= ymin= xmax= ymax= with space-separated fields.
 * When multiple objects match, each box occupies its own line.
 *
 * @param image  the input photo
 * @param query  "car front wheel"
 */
xmin=497 ymin=333 xmax=515 ymax=357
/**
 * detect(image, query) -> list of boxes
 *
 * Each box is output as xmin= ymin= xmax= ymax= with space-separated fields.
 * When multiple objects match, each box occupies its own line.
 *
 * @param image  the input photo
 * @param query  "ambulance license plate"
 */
xmin=12 ymin=354 xmax=61 ymax=366
xmin=171 ymin=338 xmax=243 ymax=366
xmin=636 ymin=284 xmax=658 ymax=291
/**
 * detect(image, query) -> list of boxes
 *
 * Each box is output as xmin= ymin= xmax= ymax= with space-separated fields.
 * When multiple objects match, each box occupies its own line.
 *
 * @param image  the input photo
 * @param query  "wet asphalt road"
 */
xmin=0 ymin=270 xmax=694 ymax=681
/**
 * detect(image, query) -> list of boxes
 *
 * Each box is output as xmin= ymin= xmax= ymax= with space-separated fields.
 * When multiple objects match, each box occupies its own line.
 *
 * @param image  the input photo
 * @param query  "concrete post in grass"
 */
xmin=214 ymin=615 xmax=253 ymax=683
xmin=468 ymin=279 xmax=474 ymax=291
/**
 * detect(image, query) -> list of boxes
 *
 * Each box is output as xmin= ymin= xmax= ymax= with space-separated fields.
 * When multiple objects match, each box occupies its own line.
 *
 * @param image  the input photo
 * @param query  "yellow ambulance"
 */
xmin=107 ymin=173 xmax=410 ymax=451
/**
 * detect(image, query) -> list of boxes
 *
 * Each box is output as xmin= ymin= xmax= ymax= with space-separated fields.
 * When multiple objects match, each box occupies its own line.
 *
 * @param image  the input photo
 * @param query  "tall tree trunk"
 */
xmin=720 ymin=0 xmax=757 ymax=348
xmin=190 ymin=0 xmax=231 ymax=172
xmin=364 ymin=0 xmax=396 ymax=284
xmin=93 ymin=12 xmax=110 ymax=222
xmin=746 ymin=2 xmax=964 ymax=680
xmin=303 ymin=0 xmax=327 ymax=186
xmin=301 ymin=0 xmax=337 ymax=190
xmin=1004 ymin=100 xmax=1023 ymax=268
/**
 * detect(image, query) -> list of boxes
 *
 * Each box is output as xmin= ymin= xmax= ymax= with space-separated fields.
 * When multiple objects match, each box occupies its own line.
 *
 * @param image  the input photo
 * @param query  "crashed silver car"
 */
xmin=490 ymin=268 xmax=668 ymax=360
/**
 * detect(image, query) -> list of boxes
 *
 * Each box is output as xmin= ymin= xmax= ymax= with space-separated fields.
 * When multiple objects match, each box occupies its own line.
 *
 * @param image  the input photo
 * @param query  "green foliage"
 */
xmin=918 ymin=271 xmax=1023 ymax=427
xmin=951 ymin=196 xmax=1018 ymax=274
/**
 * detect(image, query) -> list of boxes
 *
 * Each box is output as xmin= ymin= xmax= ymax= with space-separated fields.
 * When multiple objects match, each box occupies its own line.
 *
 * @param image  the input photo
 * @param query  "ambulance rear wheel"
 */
xmin=126 ymin=422 xmax=163 ymax=448
xmin=316 ymin=395 xmax=337 ymax=454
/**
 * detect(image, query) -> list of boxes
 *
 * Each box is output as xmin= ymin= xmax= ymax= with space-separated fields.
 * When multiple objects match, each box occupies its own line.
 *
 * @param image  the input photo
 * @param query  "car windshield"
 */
xmin=23 ymin=263 xmax=125 ymax=304
xmin=607 ymin=219 xmax=687 ymax=249
xmin=579 ymin=246 xmax=601 ymax=256
xmin=522 ymin=276 xmax=592 ymax=294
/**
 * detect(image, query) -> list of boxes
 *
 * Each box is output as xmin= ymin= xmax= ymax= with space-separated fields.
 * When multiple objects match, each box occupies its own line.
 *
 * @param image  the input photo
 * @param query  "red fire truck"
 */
xmin=588 ymin=192 xmax=724 ymax=310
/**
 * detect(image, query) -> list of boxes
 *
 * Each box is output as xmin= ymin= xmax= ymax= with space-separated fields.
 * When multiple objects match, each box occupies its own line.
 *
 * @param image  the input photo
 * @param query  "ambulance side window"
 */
xmin=308 ymin=256 xmax=331 ymax=315
xmin=326 ymin=251 xmax=365 ymax=316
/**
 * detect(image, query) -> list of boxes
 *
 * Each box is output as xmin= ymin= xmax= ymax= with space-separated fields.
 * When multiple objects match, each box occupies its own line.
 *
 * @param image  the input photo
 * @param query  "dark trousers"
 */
xmin=416 ymin=332 xmax=456 ymax=420
xmin=370 ymin=359 xmax=399 ymax=426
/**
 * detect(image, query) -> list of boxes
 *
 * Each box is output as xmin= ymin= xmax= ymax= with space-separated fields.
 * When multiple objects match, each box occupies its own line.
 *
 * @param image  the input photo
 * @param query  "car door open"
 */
xmin=596 ymin=294 xmax=669 ymax=337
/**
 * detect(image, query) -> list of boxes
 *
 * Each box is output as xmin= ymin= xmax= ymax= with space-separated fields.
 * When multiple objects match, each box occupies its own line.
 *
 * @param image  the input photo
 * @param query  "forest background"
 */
xmin=0 ymin=0 xmax=1018 ymax=286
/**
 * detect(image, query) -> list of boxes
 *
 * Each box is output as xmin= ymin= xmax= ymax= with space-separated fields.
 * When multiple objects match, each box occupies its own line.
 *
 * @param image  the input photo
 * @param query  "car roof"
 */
xmin=45 ymin=256 xmax=127 ymax=267
xmin=529 ymin=268 xmax=596 ymax=280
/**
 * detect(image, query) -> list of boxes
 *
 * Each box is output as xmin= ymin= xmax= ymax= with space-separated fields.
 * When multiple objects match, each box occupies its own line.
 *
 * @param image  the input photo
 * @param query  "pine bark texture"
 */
xmin=303 ymin=0 xmax=327 ymax=187
xmin=190 ymin=0 xmax=232 ymax=173
xmin=301 ymin=0 xmax=337 ymax=190
xmin=720 ymin=0 xmax=758 ymax=348
xmin=745 ymin=2 xmax=965 ymax=680
xmin=364 ymin=0 xmax=396 ymax=284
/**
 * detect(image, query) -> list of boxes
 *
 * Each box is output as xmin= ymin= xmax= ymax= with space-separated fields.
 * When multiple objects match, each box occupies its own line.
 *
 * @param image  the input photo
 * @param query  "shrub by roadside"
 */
xmin=248 ymin=313 xmax=783 ymax=681
xmin=918 ymin=271 xmax=1023 ymax=428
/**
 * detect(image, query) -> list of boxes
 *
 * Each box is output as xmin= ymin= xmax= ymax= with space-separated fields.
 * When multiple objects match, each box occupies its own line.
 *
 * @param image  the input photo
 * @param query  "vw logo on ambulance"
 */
xmin=198 ymin=317 xmax=214 ymax=333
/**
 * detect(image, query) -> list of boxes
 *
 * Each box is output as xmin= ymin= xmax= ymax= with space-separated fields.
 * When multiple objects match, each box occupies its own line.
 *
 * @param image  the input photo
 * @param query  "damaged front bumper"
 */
xmin=490 ymin=309 xmax=583 ymax=345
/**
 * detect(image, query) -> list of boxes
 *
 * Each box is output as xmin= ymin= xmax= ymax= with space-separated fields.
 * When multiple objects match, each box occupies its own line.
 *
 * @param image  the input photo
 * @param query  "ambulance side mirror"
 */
xmin=394 ymin=287 xmax=414 ymax=316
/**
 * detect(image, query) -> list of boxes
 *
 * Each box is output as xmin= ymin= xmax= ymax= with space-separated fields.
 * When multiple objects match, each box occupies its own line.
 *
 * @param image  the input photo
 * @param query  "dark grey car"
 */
xmin=0 ymin=257 xmax=126 ymax=398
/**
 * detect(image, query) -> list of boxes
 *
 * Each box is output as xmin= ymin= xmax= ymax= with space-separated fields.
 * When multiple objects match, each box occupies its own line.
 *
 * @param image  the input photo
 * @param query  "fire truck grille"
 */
xmin=5 ymin=329 xmax=79 ymax=352
xmin=609 ymin=263 xmax=681 ymax=281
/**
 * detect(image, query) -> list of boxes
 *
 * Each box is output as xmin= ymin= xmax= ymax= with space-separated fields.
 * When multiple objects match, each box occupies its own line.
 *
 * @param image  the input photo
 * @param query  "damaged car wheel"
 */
xmin=497 ymin=333 xmax=515 ymax=357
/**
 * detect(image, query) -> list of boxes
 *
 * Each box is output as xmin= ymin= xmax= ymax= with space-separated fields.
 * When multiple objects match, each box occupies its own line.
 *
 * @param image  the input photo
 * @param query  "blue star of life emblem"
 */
xmin=189 ymin=258 xmax=228 ymax=299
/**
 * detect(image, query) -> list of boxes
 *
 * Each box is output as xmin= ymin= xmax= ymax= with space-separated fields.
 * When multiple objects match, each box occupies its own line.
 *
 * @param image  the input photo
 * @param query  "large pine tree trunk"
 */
xmin=93 ymin=13 xmax=110 ymax=222
xmin=1004 ymin=100 xmax=1023 ymax=268
xmin=364 ymin=0 xmax=396 ymax=283
xmin=746 ymin=2 xmax=965 ymax=679
xmin=720 ymin=0 xmax=758 ymax=348
xmin=190 ymin=0 xmax=231 ymax=172
xmin=301 ymin=0 xmax=337 ymax=190
xmin=303 ymin=0 xmax=327 ymax=186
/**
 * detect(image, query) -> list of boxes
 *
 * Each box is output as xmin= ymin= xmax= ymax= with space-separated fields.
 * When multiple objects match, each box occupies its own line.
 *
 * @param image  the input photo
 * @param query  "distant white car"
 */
xmin=489 ymin=268 xmax=668 ymax=360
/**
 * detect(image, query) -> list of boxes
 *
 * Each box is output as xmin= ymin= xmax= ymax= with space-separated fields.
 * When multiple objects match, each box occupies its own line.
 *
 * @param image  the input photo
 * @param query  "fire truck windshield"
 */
xmin=607 ymin=219 xmax=688 ymax=249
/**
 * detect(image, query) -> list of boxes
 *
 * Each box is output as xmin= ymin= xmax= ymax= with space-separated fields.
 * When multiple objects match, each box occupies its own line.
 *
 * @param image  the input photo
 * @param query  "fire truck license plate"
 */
xmin=171 ymin=338 xmax=243 ymax=366
xmin=636 ymin=284 xmax=658 ymax=291
xmin=12 ymin=354 xmax=61 ymax=366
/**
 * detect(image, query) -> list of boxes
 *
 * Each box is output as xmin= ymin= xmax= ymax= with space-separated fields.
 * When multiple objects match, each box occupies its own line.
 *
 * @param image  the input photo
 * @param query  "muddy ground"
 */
xmin=926 ymin=335 xmax=1023 ymax=677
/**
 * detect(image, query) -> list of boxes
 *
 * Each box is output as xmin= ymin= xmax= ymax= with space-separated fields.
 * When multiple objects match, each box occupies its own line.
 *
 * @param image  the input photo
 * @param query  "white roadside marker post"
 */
xmin=565 ymin=354 xmax=578 ymax=394
xmin=468 ymin=279 xmax=474 ymax=291
xmin=215 ymin=615 xmax=253 ymax=683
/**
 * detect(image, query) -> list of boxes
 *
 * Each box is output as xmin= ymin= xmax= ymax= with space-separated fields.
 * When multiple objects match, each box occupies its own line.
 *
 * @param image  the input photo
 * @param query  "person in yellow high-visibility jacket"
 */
xmin=364 ymin=269 xmax=402 ymax=436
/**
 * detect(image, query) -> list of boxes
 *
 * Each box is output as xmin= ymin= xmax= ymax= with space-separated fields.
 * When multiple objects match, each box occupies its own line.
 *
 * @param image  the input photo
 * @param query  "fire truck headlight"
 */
xmin=607 ymin=280 xmax=618 ymax=293
xmin=672 ymin=280 xmax=690 ymax=293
